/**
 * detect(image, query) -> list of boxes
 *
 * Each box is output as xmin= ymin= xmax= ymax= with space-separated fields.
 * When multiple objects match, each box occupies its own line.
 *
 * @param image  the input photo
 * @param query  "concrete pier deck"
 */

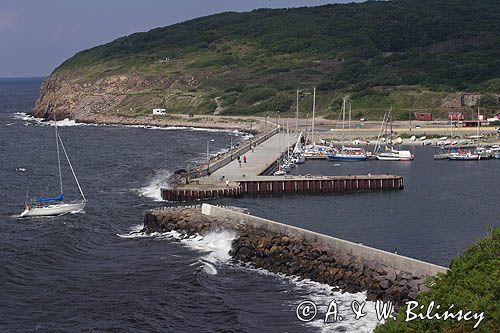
xmin=202 ymin=132 xmax=293 ymax=183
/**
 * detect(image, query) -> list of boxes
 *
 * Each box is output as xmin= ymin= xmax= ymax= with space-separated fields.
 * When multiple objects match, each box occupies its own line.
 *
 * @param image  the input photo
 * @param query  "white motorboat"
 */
xmin=328 ymin=147 xmax=367 ymax=161
xmin=376 ymin=149 xmax=414 ymax=161
xmin=448 ymin=150 xmax=479 ymax=161
xmin=491 ymin=145 xmax=500 ymax=159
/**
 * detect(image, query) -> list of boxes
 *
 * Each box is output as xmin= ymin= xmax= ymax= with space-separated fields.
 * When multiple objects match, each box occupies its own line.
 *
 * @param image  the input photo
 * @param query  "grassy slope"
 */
xmin=52 ymin=0 xmax=500 ymax=119
xmin=374 ymin=227 xmax=499 ymax=333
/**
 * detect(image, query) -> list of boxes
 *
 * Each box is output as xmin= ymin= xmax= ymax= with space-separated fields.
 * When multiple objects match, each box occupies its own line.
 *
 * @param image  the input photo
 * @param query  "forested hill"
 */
xmin=35 ymin=0 xmax=500 ymax=120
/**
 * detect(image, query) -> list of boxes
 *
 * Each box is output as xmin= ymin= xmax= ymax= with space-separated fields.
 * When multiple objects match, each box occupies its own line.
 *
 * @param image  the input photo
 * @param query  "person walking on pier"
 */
xmin=243 ymin=155 xmax=247 ymax=163
xmin=237 ymin=155 xmax=241 ymax=167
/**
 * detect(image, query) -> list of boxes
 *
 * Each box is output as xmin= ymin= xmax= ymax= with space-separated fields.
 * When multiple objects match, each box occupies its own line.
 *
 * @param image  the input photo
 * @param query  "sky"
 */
xmin=0 ymin=0 xmax=360 ymax=77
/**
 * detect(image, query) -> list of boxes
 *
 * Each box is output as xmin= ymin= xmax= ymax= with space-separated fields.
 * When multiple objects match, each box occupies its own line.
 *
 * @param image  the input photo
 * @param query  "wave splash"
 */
xmin=117 ymin=224 xmax=381 ymax=330
xmin=181 ymin=231 xmax=237 ymax=274
xmin=134 ymin=169 xmax=172 ymax=201
xmin=118 ymin=224 xmax=237 ymax=275
xmin=11 ymin=113 xmax=255 ymax=135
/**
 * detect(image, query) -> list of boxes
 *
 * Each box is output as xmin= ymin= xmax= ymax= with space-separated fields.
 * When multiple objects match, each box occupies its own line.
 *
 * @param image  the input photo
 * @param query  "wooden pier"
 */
xmin=161 ymin=174 xmax=404 ymax=201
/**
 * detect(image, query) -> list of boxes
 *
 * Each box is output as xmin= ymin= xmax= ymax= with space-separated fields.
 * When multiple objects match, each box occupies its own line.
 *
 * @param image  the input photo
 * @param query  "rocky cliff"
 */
xmin=33 ymin=72 xmax=206 ymax=121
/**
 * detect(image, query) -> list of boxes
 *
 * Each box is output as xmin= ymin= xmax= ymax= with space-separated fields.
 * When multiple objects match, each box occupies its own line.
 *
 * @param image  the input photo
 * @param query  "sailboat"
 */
xmin=448 ymin=106 xmax=480 ymax=161
xmin=20 ymin=118 xmax=86 ymax=217
xmin=303 ymin=87 xmax=330 ymax=159
xmin=434 ymin=117 xmax=453 ymax=160
xmin=375 ymin=110 xmax=414 ymax=161
xmin=327 ymin=98 xmax=367 ymax=161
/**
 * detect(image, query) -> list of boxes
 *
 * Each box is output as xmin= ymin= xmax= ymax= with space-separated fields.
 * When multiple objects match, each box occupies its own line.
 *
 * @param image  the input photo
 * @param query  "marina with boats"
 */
xmin=160 ymin=89 xmax=498 ymax=202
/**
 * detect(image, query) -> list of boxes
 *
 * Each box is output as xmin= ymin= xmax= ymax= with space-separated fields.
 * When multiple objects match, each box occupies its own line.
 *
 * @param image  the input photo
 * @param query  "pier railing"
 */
xmin=188 ymin=125 xmax=280 ymax=179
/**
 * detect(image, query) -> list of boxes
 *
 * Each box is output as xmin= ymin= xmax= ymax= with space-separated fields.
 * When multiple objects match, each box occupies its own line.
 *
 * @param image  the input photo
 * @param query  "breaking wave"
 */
xmin=118 ymin=225 xmax=237 ymax=275
xmin=134 ymin=169 xmax=173 ymax=201
xmin=11 ymin=113 xmax=255 ymax=136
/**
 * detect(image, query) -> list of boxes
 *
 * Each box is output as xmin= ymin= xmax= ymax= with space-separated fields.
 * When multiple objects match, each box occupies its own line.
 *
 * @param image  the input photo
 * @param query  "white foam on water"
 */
xmin=239 ymin=266 xmax=383 ymax=332
xmin=293 ymin=279 xmax=382 ymax=333
xmin=11 ymin=113 xmax=90 ymax=127
xmin=179 ymin=230 xmax=237 ymax=275
xmin=117 ymin=222 xmax=385 ymax=330
xmin=118 ymin=223 xmax=237 ymax=275
xmin=12 ymin=113 xmax=253 ymax=135
xmin=12 ymin=112 xmax=41 ymax=123
xmin=116 ymin=224 xmax=166 ymax=239
xmin=134 ymin=169 xmax=173 ymax=201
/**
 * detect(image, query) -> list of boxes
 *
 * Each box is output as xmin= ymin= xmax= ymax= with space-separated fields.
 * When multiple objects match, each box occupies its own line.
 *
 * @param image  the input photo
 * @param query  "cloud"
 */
xmin=0 ymin=11 xmax=19 ymax=31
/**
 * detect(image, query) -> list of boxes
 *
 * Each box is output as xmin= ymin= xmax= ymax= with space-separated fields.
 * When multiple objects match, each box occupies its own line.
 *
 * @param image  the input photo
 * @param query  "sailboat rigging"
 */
xmin=375 ymin=109 xmax=414 ymax=161
xmin=327 ymin=97 xmax=367 ymax=161
xmin=20 ymin=118 xmax=86 ymax=217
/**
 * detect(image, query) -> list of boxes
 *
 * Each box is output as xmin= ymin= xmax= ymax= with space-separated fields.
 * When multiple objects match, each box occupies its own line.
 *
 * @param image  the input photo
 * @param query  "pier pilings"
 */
xmin=161 ymin=175 xmax=404 ymax=201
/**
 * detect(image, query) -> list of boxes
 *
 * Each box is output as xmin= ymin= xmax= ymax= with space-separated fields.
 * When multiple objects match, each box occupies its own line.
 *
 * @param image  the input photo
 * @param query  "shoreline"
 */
xmin=34 ymin=111 xmax=265 ymax=134
xmin=20 ymin=112 xmax=260 ymax=134
xmin=23 ymin=111 xmax=500 ymax=148
xmin=32 ymin=111 xmax=500 ymax=141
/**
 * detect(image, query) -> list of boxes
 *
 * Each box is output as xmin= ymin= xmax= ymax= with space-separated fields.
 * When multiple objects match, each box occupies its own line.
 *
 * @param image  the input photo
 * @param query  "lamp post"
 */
xmin=230 ymin=136 xmax=233 ymax=160
xmin=207 ymin=139 xmax=214 ymax=175
xmin=276 ymin=110 xmax=280 ymax=133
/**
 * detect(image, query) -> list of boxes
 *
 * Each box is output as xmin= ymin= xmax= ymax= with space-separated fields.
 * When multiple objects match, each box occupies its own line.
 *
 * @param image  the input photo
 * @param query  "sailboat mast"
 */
xmin=341 ymin=97 xmax=346 ymax=146
xmin=54 ymin=116 xmax=63 ymax=195
xmin=374 ymin=112 xmax=387 ymax=154
xmin=287 ymin=121 xmax=290 ymax=159
xmin=390 ymin=106 xmax=394 ymax=149
xmin=348 ymin=102 xmax=352 ymax=144
xmin=296 ymin=89 xmax=299 ymax=134
xmin=450 ymin=116 xmax=453 ymax=141
xmin=312 ymin=87 xmax=316 ymax=145
xmin=477 ymin=105 xmax=480 ymax=148
xmin=58 ymin=135 xmax=86 ymax=201
xmin=278 ymin=113 xmax=281 ymax=167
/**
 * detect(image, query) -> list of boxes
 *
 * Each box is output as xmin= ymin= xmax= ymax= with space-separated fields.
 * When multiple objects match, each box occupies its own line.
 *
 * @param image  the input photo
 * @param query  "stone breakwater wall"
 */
xmin=143 ymin=206 xmax=447 ymax=305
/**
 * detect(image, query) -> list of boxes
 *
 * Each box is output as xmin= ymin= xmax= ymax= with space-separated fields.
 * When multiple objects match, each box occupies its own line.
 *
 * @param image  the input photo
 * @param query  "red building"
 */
xmin=414 ymin=112 xmax=433 ymax=121
xmin=448 ymin=112 xmax=464 ymax=121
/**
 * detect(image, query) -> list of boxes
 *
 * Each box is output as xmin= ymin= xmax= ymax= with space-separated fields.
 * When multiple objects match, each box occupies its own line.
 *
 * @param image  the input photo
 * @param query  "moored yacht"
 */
xmin=328 ymin=147 xmax=367 ymax=161
xmin=376 ymin=148 xmax=414 ymax=161
xmin=448 ymin=149 xmax=479 ymax=161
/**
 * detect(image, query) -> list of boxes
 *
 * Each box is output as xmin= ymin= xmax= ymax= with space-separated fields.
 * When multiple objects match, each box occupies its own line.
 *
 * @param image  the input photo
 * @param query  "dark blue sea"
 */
xmin=0 ymin=78 xmax=498 ymax=332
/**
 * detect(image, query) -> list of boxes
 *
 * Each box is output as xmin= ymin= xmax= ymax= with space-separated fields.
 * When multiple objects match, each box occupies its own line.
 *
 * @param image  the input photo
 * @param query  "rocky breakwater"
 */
xmin=144 ymin=207 xmax=431 ymax=306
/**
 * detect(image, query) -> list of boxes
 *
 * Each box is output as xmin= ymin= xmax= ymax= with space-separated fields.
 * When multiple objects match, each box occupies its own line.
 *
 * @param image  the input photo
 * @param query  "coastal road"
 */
xmin=172 ymin=113 xmax=499 ymax=139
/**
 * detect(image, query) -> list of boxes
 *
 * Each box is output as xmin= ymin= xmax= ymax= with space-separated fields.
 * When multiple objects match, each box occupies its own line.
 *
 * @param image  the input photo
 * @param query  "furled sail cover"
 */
xmin=34 ymin=193 xmax=64 ymax=204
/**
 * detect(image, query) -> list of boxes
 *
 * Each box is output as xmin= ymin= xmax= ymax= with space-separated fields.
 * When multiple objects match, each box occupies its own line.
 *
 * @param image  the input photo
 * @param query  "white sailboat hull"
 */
xmin=376 ymin=152 xmax=414 ymax=161
xmin=20 ymin=201 xmax=86 ymax=217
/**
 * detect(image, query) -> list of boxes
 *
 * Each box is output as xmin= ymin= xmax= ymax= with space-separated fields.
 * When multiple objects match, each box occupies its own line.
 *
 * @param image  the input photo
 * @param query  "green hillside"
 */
xmin=50 ymin=0 xmax=500 ymax=119
xmin=375 ymin=227 xmax=499 ymax=333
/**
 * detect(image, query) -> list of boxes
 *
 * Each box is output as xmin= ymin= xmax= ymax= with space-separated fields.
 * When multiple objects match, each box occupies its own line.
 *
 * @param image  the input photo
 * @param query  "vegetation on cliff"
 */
xmin=374 ymin=227 xmax=500 ymax=333
xmin=39 ymin=0 xmax=500 ymax=119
